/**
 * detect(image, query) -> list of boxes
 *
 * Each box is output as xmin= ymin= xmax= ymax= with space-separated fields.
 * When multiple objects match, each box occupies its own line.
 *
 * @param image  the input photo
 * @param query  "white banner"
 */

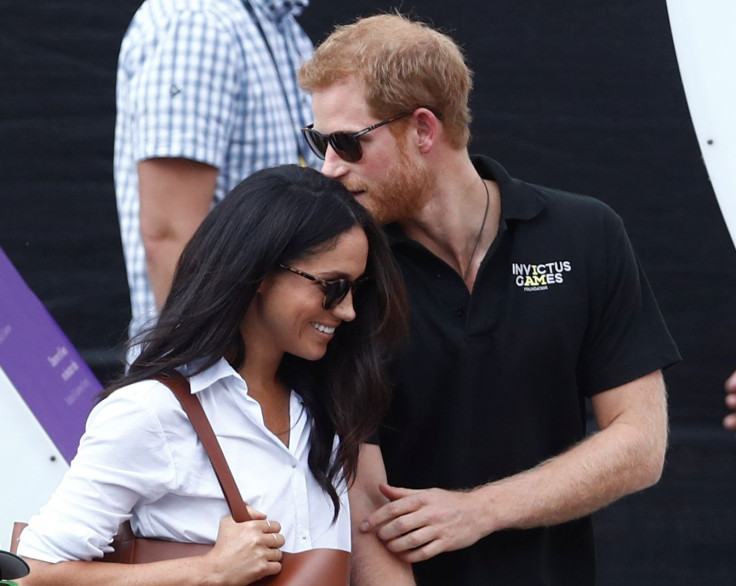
xmin=667 ymin=0 xmax=736 ymax=251
xmin=0 ymin=367 xmax=68 ymax=551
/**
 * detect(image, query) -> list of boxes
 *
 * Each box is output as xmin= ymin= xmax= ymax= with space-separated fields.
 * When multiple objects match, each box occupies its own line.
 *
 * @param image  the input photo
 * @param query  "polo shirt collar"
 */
xmin=470 ymin=155 xmax=546 ymax=221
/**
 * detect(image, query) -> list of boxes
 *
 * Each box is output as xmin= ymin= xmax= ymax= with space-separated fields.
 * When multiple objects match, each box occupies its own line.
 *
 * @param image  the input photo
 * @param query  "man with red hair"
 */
xmin=299 ymin=13 xmax=680 ymax=585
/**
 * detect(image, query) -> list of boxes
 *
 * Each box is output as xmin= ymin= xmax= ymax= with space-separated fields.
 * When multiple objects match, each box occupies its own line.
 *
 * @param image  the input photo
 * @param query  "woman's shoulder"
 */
xmin=88 ymin=379 xmax=183 ymax=432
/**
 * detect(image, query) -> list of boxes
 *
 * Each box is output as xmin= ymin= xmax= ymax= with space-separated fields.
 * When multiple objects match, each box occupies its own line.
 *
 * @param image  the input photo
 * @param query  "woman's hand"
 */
xmin=19 ymin=509 xmax=286 ymax=586
xmin=205 ymin=508 xmax=285 ymax=585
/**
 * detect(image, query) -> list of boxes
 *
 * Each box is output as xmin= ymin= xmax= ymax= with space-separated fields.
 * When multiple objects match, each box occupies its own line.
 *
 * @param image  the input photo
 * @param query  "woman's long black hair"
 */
xmin=101 ymin=165 xmax=408 ymax=519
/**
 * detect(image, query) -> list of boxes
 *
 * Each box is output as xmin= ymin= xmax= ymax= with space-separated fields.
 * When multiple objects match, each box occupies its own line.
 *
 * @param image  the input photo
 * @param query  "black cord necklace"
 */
xmin=462 ymin=177 xmax=491 ymax=280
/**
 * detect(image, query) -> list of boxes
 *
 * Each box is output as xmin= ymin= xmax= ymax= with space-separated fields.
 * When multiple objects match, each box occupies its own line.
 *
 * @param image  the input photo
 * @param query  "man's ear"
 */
xmin=413 ymin=107 xmax=441 ymax=154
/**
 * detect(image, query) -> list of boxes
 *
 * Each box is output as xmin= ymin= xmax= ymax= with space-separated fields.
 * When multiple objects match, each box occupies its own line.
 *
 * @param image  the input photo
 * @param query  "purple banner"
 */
xmin=0 ymin=248 xmax=102 ymax=462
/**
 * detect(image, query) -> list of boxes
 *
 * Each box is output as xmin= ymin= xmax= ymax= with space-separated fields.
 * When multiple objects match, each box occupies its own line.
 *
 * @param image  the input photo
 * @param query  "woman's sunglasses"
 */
xmin=279 ymin=264 xmax=365 ymax=310
xmin=301 ymin=111 xmax=413 ymax=163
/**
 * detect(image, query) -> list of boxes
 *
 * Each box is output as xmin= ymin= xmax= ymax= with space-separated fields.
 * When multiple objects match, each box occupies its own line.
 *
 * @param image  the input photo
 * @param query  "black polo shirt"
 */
xmin=377 ymin=155 xmax=680 ymax=586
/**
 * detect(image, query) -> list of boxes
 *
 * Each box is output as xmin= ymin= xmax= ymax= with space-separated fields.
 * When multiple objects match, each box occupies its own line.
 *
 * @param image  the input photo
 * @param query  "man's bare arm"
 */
xmin=138 ymin=157 xmax=218 ymax=310
xmin=362 ymin=370 xmax=668 ymax=562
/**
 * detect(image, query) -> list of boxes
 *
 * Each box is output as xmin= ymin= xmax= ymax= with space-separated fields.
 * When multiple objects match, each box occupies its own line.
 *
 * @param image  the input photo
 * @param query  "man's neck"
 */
xmin=402 ymin=156 xmax=501 ymax=290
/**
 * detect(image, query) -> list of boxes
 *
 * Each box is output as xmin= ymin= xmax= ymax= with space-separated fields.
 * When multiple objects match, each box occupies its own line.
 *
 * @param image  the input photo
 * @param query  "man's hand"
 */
xmin=725 ymin=370 xmax=736 ymax=431
xmin=359 ymin=484 xmax=488 ymax=563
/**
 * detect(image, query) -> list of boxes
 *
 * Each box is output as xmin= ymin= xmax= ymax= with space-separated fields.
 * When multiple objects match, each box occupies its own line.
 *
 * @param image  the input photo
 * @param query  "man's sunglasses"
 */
xmin=301 ymin=110 xmax=413 ymax=163
xmin=279 ymin=264 xmax=365 ymax=310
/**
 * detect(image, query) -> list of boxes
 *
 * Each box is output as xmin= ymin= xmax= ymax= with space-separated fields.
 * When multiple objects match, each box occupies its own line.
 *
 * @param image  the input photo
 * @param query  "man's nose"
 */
xmin=320 ymin=147 xmax=348 ymax=179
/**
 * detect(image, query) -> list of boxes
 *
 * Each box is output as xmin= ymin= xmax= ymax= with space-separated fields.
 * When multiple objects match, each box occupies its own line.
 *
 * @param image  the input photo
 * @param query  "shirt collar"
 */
xmin=186 ymin=358 xmax=245 ymax=395
xmin=470 ymin=155 xmax=546 ymax=221
xmin=248 ymin=0 xmax=309 ymax=21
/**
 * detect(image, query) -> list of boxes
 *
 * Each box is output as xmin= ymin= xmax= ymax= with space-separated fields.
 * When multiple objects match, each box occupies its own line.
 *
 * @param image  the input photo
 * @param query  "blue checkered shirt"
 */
xmin=114 ymin=0 xmax=318 ymax=355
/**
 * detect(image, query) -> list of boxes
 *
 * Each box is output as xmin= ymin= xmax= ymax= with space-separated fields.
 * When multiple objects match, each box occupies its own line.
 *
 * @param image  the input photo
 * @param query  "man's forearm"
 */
xmin=477 ymin=418 xmax=664 ymax=533
xmin=473 ymin=370 xmax=668 ymax=534
xmin=362 ymin=371 xmax=668 ymax=563
xmin=138 ymin=157 xmax=218 ymax=310
xmin=144 ymin=235 xmax=195 ymax=310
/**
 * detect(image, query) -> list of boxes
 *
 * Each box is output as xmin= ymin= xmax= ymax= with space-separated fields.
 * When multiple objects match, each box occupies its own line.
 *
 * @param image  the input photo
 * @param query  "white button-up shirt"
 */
xmin=18 ymin=359 xmax=350 ymax=562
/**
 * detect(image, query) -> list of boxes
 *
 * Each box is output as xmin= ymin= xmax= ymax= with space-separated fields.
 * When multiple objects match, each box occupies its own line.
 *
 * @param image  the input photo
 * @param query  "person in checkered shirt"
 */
xmin=114 ymin=0 xmax=320 ymax=365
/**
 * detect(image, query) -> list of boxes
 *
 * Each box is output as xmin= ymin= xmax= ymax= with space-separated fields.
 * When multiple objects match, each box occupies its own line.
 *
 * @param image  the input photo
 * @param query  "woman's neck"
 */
xmin=239 ymin=351 xmax=292 ymax=446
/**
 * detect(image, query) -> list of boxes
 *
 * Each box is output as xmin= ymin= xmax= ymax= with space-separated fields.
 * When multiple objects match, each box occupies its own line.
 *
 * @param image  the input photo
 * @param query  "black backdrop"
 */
xmin=1 ymin=1 xmax=735 ymax=583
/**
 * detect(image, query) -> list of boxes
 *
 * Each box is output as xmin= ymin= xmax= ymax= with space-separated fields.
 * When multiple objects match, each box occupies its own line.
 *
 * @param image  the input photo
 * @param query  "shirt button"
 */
xmin=455 ymin=307 xmax=464 ymax=317
xmin=300 ymin=533 xmax=307 ymax=541
xmin=291 ymin=462 xmax=297 ymax=469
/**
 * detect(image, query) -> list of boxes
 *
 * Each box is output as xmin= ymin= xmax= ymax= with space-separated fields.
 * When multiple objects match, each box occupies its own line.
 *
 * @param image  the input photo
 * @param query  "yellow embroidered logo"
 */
xmin=512 ymin=261 xmax=572 ymax=292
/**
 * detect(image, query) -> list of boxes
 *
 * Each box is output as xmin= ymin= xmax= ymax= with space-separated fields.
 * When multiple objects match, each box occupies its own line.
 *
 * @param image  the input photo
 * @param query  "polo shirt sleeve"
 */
xmin=577 ymin=207 xmax=680 ymax=395
xmin=16 ymin=388 xmax=177 ymax=562
xmin=128 ymin=9 xmax=245 ymax=167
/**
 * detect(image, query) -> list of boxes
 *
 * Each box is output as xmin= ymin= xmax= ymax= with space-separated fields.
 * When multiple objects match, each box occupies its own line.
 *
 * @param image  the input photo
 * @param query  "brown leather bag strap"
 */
xmin=158 ymin=375 xmax=252 ymax=523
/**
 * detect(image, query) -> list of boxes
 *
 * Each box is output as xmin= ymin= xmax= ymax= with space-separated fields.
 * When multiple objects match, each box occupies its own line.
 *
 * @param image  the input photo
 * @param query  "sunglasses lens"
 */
xmin=302 ymin=128 xmax=328 ymax=160
xmin=323 ymin=280 xmax=351 ymax=309
xmin=329 ymin=133 xmax=363 ymax=163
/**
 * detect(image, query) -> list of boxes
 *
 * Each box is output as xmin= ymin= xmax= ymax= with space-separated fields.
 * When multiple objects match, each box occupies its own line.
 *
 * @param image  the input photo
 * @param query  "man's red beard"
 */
xmin=344 ymin=137 xmax=433 ymax=225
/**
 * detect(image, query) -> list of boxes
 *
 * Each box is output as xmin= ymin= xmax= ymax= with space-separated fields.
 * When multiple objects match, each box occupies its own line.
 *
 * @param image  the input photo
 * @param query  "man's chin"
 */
xmin=349 ymin=191 xmax=395 ymax=224
xmin=352 ymin=191 xmax=376 ymax=213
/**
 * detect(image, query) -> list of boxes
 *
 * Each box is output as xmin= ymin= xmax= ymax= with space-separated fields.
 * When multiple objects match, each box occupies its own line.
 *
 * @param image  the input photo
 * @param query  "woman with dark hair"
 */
xmin=17 ymin=165 xmax=409 ymax=585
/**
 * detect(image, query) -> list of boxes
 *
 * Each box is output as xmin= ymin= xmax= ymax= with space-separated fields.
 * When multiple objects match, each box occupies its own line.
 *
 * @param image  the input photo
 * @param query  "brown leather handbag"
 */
xmin=12 ymin=376 xmax=350 ymax=585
